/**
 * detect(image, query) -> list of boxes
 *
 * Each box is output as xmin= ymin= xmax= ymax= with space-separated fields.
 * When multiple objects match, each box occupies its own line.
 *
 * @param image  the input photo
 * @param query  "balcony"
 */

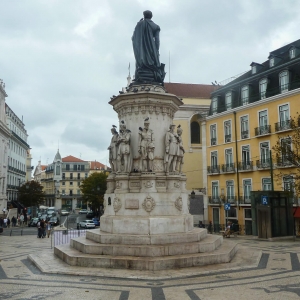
xmin=223 ymin=196 xmax=238 ymax=204
xmin=276 ymin=157 xmax=294 ymax=168
xmin=211 ymin=138 xmax=217 ymax=146
xmin=256 ymin=159 xmax=271 ymax=169
xmin=221 ymin=163 xmax=235 ymax=173
xmin=238 ymin=161 xmax=253 ymax=171
xmin=241 ymin=130 xmax=249 ymax=139
xmin=208 ymin=196 xmax=222 ymax=205
xmin=225 ymin=134 xmax=231 ymax=143
xmin=207 ymin=165 xmax=220 ymax=175
xmin=239 ymin=196 xmax=251 ymax=204
xmin=255 ymin=125 xmax=271 ymax=136
xmin=275 ymin=120 xmax=292 ymax=132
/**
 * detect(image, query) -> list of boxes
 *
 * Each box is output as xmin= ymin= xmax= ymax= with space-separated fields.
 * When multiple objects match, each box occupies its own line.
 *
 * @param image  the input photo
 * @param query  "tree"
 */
xmin=80 ymin=172 xmax=107 ymax=211
xmin=18 ymin=180 xmax=45 ymax=208
xmin=272 ymin=113 xmax=300 ymax=196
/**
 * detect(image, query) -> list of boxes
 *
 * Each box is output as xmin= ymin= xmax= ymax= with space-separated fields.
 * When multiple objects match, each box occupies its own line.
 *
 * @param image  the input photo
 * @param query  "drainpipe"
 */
xmin=233 ymin=111 xmax=241 ymax=209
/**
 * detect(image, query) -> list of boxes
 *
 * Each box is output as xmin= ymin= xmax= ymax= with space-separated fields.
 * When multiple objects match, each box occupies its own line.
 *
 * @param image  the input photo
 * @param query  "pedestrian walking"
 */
xmin=3 ymin=217 xmax=7 ymax=228
xmin=7 ymin=217 xmax=10 ymax=228
xmin=40 ymin=219 xmax=46 ymax=238
xmin=46 ymin=221 xmax=52 ymax=238
xmin=19 ymin=214 xmax=24 ymax=227
xmin=11 ymin=216 xmax=16 ymax=227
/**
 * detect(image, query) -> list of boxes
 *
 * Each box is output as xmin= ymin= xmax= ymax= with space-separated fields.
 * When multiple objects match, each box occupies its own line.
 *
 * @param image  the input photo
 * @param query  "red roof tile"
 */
xmin=164 ymin=82 xmax=216 ymax=99
xmin=41 ymin=165 xmax=47 ymax=171
xmin=62 ymin=155 xmax=86 ymax=162
xmin=90 ymin=161 xmax=106 ymax=170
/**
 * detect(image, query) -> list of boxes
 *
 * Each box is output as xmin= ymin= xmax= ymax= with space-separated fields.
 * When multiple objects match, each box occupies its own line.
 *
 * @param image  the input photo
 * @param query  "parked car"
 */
xmin=78 ymin=220 xmax=96 ymax=229
xmin=39 ymin=214 xmax=48 ymax=221
xmin=79 ymin=209 xmax=88 ymax=214
xmin=48 ymin=217 xmax=59 ymax=226
xmin=28 ymin=218 xmax=39 ymax=227
xmin=60 ymin=210 xmax=69 ymax=216
xmin=86 ymin=211 xmax=95 ymax=218
xmin=92 ymin=218 xmax=100 ymax=226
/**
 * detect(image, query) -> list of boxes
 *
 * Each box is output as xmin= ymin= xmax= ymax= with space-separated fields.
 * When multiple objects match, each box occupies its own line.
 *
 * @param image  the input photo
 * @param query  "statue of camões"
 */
xmin=108 ymin=125 xmax=118 ymax=172
xmin=116 ymin=120 xmax=133 ymax=173
xmin=132 ymin=10 xmax=165 ymax=83
xmin=138 ymin=118 xmax=155 ymax=172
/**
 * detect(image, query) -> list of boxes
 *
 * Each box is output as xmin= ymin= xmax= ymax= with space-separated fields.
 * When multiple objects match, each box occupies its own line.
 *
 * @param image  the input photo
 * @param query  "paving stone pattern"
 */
xmin=0 ymin=234 xmax=300 ymax=300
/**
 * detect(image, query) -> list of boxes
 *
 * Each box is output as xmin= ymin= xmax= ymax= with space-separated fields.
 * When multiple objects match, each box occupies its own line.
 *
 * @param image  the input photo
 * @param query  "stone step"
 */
xmin=70 ymin=234 xmax=222 ymax=257
xmin=86 ymin=228 xmax=207 ymax=245
xmin=54 ymin=240 xmax=237 ymax=271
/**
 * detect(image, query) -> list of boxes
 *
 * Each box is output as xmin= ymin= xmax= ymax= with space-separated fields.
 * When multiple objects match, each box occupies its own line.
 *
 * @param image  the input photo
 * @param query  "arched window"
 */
xmin=191 ymin=121 xmax=200 ymax=144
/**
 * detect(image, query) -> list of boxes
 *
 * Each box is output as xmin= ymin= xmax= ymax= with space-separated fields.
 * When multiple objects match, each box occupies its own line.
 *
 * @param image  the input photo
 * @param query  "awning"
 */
xmin=293 ymin=207 xmax=300 ymax=218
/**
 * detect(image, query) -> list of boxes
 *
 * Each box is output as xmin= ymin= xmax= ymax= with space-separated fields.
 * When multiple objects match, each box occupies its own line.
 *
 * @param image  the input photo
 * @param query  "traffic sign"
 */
xmin=261 ymin=195 xmax=268 ymax=205
xmin=224 ymin=203 xmax=231 ymax=210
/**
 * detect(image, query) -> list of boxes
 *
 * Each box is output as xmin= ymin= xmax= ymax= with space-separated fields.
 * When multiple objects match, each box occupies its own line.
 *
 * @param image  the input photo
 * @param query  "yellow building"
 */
xmin=205 ymin=39 xmax=300 ymax=234
xmin=165 ymin=83 xmax=214 ymax=191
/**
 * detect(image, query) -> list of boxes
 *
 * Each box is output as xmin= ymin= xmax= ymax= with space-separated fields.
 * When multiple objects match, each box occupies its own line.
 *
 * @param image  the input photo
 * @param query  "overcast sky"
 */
xmin=1 ymin=0 xmax=300 ymax=170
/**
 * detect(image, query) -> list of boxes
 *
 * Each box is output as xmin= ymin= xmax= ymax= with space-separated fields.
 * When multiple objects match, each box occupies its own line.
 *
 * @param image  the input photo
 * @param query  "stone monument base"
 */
xmin=54 ymin=228 xmax=237 ymax=271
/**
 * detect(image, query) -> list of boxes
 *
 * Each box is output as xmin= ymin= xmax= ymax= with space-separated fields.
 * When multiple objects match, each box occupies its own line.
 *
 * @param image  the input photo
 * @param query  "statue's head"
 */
xmin=169 ymin=124 xmax=176 ymax=131
xmin=120 ymin=120 xmax=126 ymax=131
xmin=144 ymin=118 xmax=150 ymax=129
xmin=143 ymin=10 xmax=153 ymax=19
xmin=177 ymin=126 xmax=183 ymax=135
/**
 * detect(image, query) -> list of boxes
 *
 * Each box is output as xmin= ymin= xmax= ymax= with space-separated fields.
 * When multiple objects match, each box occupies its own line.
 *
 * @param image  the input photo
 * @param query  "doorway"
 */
xmin=257 ymin=206 xmax=271 ymax=238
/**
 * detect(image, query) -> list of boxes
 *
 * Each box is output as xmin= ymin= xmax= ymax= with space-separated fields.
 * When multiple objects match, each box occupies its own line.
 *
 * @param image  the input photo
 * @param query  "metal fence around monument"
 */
xmin=52 ymin=229 xmax=86 ymax=247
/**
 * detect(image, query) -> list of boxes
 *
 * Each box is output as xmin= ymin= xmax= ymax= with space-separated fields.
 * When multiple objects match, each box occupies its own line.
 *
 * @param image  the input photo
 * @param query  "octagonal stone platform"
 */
xmin=54 ymin=228 xmax=238 ymax=271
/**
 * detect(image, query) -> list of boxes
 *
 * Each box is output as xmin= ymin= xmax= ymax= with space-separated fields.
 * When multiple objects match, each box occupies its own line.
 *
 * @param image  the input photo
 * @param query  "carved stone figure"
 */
xmin=164 ymin=124 xmax=178 ymax=174
xmin=132 ymin=10 xmax=165 ymax=83
xmin=176 ymin=125 xmax=185 ymax=173
xmin=138 ymin=118 xmax=155 ymax=172
xmin=108 ymin=125 xmax=118 ymax=172
xmin=116 ymin=121 xmax=132 ymax=173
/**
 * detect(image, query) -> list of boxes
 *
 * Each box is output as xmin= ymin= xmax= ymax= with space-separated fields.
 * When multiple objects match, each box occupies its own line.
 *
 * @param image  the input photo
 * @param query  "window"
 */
xmin=70 ymin=182 xmax=73 ymax=186
xmin=243 ymin=179 xmax=252 ymax=201
xmin=70 ymin=173 xmax=73 ymax=179
xmin=62 ymin=189 xmax=65 ymax=194
xmin=62 ymin=173 xmax=65 ymax=179
xmin=225 ymin=149 xmax=233 ymax=167
xmin=73 ymin=165 xmax=78 ymax=171
xmin=259 ymin=78 xmax=268 ymax=99
xmin=66 ymin=164 xmax=70 ymax=171
xmin=212 ymin=97 xmax=217 ymax=114
xmin=279 ymin=71 xmax=289 ymax=93
xmin=211 ymin=151 xmax=218 ymax=170
xmin=56 ymin=165 xmax=60 ymax=176
xmin=62 ymin=182 xmax=65 ymax=186
xmin=85 ymin=173 xmax=88 ymax=179
xmin=210 ymin=124 xmax=217 ymax=145
xmin=190 ymin=121 xmax=200 ymax=144
xmin=259 ymin=110 xmax=268 ymax=128
xmin=283 ymin=175 xmax=295 ymax=200
xmin=262 ymin=178 xmax=271 ymax=191
xmin=225 ymin=92 xmax=232 ymax=110
xmin=279 ymin=104 xmax=289 ymax=124
xmin=77 ymin=173 xmax=80 ymax=179
xmin=260 ymin=142 xmax=270 ymax=166
xmin=226 ymin=180 xmax=234 ymax=200
xmin=242 ymin=145 xmax=251 ymax=168
xmin=252 ymin=65 xmax=256 ymax=74
xmin=244 ymin=209 xmax=252 ymax=235
xmin=77 ymin=181 xmax=80 ymax=186
xmin=77 ymin=190 xmax=80 ymax=195
xmin=290 ymin=48 xmax=295 ymax=59
xmin=81 ymin=165 xmax=85 ymax=171
xmin=269 ymin=57 xmax=274 ymax=67
xmin=241 ymin=86 xmax=249 ymax=105
xmin=281 ymin=138 xmax=292 ymax=165
xmin=224 ymin=120 xmax=231 ymax=142
xmin=241 ymin=116 xmax=249 ymax=139
xmin=69 ymin=190 xmax=73 ymax=196
xmin=212 ymin=181 xmax=219 ymax=200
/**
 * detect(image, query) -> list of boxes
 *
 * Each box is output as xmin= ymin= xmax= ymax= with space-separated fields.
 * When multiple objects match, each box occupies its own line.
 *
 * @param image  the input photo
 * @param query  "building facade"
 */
xmin=6 ymin=104 xmax=30 ymax=209
xmin=0 ymin=80 xmax=10 ymax=212
xmin=205 ymin=39 xmax=300 ymax=235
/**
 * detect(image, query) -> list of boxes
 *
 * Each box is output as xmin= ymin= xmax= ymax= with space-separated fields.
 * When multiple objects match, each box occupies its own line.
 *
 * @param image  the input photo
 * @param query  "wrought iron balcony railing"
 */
xmin=211 ymin=138 xmax=217 ymax=146
xmin=221 ymin=163 xmax=235 ymax=173
xmin=275 ymin=120 xmax=292 ymax=132
xmin=238 ymin=161 xmax=253 ymax=171
xmin=241 ymin=130 xmax=249 ymax=139
xmin=225 ymin=134 xmax=231 ymax=143
xmin=276 ymin=157 xmax=294 ymax=168
xmin=255 ymin=125 xmax=271 ymax=136
xmin=208 ymin=196 xmax=222 ymax=204
xmin=239 ymin=196 xmax=251 ymax=204
xmin=256 ymin=159 xmax=271 ymax=169
xmin=207 ymin=165 xmax=220 ymax=174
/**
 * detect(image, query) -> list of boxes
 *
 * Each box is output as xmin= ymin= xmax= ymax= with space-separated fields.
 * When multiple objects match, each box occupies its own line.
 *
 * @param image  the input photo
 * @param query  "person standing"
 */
xmin=3 ymin=217 xmax=7 ymax=228
xmin=40 ymin=219 xmax=45 ymax=238
xmin=7 ymin=217 xmax=10 ymax=228
xmin=11 ymin=216 xmax=16 ymax=227
xmin=19 ymin=214 xmax=24 ymax=227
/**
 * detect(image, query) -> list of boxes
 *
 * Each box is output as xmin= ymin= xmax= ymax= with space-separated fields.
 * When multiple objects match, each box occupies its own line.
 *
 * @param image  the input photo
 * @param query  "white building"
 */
xmin=6 ymin=103 xmax=30 ymax=209
xmin=0 ymin=80 xmax=11 ymax=212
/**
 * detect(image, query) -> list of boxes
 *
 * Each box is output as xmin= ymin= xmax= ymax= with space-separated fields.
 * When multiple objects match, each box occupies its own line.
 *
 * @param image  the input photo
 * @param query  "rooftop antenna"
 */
xmin=169 ymin=51 xmax=170 ymax=83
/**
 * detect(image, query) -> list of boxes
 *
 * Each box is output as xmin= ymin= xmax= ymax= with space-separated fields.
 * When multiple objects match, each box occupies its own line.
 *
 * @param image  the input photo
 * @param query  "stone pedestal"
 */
xmin=54 ymin=85 xmax=236 ymax=270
